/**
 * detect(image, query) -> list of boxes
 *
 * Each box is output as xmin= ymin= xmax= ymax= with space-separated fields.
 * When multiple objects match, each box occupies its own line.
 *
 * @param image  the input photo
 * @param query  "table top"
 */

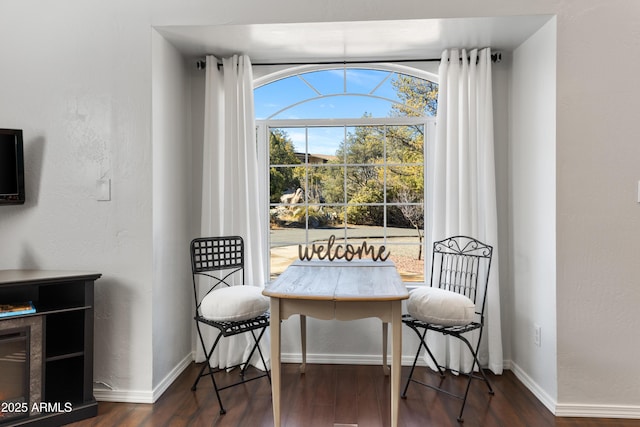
xmin=263 ymin=259 xmax=409 ymax=301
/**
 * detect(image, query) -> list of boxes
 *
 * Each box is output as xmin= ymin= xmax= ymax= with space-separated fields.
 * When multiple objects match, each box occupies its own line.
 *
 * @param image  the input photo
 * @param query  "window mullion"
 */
xmin=383 ymin=124 xmax=388 ymax=243
xmin=342 ymin=125 xmax=348 ymax=241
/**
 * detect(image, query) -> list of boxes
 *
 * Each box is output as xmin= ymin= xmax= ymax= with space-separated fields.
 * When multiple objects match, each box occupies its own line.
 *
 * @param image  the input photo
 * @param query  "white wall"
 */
xmin=150 ymin=30 xmax=194 ymax=398
xmin=555 ymin=3 xmax=640 ymax=414
xmin=510 ymin=18 xmax=557 ymax=408
xmin=1 ymin=0 xmax=639 ymax=417
xmin=0 ymin=0 xmax=155 ymax=396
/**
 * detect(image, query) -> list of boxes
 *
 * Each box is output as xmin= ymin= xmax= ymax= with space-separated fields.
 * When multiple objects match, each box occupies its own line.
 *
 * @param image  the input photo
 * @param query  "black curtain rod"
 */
xmin=196 ymin=52 xmax=502 ymax=70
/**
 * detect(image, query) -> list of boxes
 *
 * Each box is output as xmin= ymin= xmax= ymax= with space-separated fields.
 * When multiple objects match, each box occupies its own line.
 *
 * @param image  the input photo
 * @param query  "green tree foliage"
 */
xmin=335 ymin=122 xmax=384 ymax=202
xmin=346 ymin=182 xmax=384 ymax=225
xmin=391 ymin=75 xmax=438 ymax=117
xmin=269 ymin=129 xmax=301 ymax=203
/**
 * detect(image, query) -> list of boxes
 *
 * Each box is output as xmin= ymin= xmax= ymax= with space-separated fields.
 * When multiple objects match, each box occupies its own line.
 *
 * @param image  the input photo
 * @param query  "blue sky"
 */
xmin=254 ymin=68 xmax=405 ymax=155
xmin=254 ymin=68 xmax=402 ymax=121
xmin=272 ymin=126 xmax=348 ymax=156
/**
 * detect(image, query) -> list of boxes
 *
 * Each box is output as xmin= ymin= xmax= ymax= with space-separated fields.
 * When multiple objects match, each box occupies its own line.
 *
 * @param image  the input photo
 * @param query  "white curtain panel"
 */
xmin=197 ymin=54 xmax=270 ymax=370
xmin=429 ymin=48 xmax=503 ymax=374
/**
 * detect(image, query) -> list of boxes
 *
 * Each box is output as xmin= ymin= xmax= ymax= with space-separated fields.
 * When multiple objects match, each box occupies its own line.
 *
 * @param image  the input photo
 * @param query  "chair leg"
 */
xmin=423 ymin=341 xmax=446 ymax=377
xmin=253 ymin=327 xmax=272 ymax=384
xmin=240 ymin=329 xmax=261 ymax=377
xmin=192 ymin=325 xmax=228 ymax=414
xmin=192 ymin=321 xmax=217 ymax=391
xmin=242 ymin=327 xmax=271 ymax=384
xmin=208 ymin=342 xmax=227 ymax=415
xmin=193 ymin=324 xmax=272 ymax=416
xmin=474 ymin=351 xmax=494 ymax=395
xmin=403 ymin=323 xmax=495 ymax=423
xmin=454 ymin=334 xmax=494 ymax=423
xmin=402 ymin=326 xmax=428 ymax=398
xmin=459 ymin=333 xmax=494 ymax=393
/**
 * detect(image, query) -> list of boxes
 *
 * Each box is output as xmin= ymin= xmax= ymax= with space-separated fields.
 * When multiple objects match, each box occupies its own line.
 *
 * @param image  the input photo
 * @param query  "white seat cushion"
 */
xmin=200 ymin=285 xmax=269 ymax=322
xmin=406 ymin=287 xmax=475 ymax=326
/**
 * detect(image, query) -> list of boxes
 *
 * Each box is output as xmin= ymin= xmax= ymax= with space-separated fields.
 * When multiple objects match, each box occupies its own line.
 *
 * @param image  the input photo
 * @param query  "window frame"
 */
xmin=254 ymin=65 xmax=438 ymax=284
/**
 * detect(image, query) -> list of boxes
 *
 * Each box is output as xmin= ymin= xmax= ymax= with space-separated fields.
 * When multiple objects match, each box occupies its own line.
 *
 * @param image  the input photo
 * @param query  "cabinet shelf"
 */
xmin=45 ymin=351 xmax=85 ymax=362
xmin=35 ymin=304 xmax=92 ymax=314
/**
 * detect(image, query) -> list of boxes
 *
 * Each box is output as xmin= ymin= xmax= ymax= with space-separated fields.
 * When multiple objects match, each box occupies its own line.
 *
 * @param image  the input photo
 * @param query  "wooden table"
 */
xmin=263 ymin=259 xmax=409 ymax=427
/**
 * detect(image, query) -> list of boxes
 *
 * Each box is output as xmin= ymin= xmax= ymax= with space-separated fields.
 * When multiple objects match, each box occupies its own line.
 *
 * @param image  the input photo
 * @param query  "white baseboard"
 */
xmin=151 ymin=354 xmax=193 ymax=402
xmin=509 ymin=360 xmax=640 ymax=419
xmin=93 ymin=388 xmax=155 ymax=404
xmin=509 ymin=361 xmax=557 ymax=414
xmin=93 ymin=353 xmax=193 ymax=404
xmin=555 ymin=403 xmax=640 ymax=419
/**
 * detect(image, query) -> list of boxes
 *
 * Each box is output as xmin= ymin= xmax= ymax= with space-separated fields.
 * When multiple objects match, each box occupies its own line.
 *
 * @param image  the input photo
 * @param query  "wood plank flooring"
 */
xmin=68 ymin=362 xmax=638 ymax=427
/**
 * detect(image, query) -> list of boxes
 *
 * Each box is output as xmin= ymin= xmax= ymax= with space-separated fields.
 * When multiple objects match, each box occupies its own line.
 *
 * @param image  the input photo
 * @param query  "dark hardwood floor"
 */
xmin=68 ymin=362 xmax=638 ymax=427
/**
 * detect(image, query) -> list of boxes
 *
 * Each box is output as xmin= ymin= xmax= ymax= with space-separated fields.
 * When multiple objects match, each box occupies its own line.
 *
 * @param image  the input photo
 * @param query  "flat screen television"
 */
xmin=0 ymin=129 xmax=25 ymax=205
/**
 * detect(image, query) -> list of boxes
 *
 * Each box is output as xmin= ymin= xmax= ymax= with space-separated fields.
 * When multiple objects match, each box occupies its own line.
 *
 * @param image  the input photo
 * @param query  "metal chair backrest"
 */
xmin=430 ymin=235 xmax=493 ymax=318
xmin=190 ymin=236 xmax=245 ymax=315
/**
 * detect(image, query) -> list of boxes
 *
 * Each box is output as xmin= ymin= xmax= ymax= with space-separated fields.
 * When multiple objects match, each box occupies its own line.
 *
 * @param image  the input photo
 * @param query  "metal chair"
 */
xmin=190 ymin=236 xmax=270 ymax=415
xmin=401 ymin=235 xmax=494 ymax=422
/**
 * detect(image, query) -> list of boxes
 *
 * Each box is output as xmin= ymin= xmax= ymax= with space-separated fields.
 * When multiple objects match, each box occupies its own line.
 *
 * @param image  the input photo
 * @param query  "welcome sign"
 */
xmin=298 ymin=235 xmax=390 ymax=262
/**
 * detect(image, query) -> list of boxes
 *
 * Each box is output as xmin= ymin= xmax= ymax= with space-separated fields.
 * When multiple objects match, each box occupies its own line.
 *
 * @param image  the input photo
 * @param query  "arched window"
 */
xmin=255 ymin=65 xmax=437 ymax=283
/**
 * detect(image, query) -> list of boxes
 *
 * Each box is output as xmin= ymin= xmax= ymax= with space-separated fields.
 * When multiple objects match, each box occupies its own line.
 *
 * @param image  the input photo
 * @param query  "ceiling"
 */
xmin=156 ymin=15 xmax=552 ymax=64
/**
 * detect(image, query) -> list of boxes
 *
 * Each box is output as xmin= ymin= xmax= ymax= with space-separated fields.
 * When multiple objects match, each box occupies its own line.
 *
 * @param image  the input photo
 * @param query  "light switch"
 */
xmin=97 ymin=179 xmax=111 ymax=201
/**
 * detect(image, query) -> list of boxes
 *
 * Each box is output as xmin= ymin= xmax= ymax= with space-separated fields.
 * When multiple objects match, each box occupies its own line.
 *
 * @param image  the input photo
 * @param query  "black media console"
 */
xmin=0 ymin=270 xmax=101 ymax=427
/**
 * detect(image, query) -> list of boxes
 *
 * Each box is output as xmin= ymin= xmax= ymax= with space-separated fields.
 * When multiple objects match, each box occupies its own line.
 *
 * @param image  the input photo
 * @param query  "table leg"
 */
xmin=299 ymin=314 xmax=307 ymax=374
xmin=270 ymin=298 xmax=281 ymax=427
xmin=391 ymin=301 xmax=402 ymax=427
xmin=382 ymin=322 xmax=390 ymax=375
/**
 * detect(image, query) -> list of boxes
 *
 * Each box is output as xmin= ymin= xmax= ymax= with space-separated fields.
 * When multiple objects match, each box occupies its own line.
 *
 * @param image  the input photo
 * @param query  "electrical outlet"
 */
xmin=534 ymin=324 xmax=541 ymax=347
